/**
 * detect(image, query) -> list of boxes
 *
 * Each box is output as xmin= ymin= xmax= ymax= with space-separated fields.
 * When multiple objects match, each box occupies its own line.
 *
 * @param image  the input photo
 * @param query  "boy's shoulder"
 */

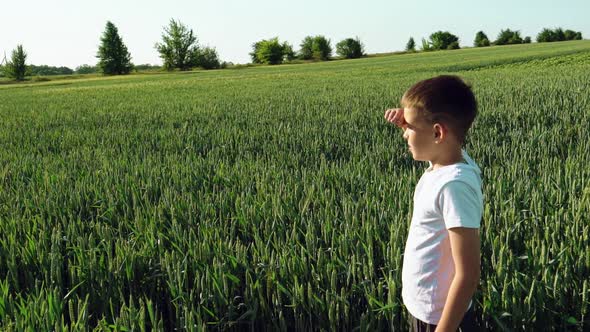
xmin=422 ymin=151 xmax=482 ymax=193
xmin=440 ymin=162 xmax=480 ymax=185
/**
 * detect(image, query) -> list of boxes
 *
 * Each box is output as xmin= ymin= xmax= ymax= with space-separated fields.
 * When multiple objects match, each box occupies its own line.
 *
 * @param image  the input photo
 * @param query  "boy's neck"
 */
xmin=429 ymin=147 xmax=463 ymax=170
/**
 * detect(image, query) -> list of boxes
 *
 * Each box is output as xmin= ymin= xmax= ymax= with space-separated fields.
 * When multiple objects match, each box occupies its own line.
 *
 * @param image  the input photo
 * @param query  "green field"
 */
xmin=1 ymin=40 xmax=590 ymax=331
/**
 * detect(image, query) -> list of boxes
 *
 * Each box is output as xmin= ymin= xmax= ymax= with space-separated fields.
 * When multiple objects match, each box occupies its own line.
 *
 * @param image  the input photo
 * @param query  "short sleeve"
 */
xmin=437 ymin=180 xmax=482 ymax=229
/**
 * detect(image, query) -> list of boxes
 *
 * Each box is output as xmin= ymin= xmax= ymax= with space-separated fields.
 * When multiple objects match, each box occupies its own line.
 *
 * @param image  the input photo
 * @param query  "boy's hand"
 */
xmin=384 ymin=108 xmax=407 ymax=128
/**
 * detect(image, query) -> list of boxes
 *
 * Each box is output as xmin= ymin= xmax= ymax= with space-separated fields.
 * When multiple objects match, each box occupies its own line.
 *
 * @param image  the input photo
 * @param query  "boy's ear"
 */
xmin=433 ymin=123 xmax=444 ymax=142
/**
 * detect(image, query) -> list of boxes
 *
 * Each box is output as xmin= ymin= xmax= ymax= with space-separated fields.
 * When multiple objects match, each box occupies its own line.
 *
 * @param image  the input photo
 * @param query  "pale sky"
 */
xmin=1 ymin=0 xmax=588 ymax=68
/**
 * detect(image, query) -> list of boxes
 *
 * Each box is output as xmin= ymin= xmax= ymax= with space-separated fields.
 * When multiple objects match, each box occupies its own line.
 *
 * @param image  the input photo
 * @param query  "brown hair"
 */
xmin=401 ymin=75 xmax=477 ymax=143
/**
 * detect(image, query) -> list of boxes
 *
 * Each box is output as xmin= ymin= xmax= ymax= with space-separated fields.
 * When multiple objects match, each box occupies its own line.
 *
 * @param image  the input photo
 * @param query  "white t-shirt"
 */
xmin=402 ymin=149 xmax=483 ymax=325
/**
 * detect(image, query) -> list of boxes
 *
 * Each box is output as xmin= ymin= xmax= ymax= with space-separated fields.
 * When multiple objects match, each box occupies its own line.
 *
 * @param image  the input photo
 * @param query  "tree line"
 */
xmin=404 ymin=27 xmax=583 ymax=52
xmin=0 ymin=23 xmax=585 ymax=81
xmin=249 ymin=36 xmax=365 ymax=65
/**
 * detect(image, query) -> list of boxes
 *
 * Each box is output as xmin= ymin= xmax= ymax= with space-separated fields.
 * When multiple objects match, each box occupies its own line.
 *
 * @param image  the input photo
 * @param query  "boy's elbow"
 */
xmin=468 ymin=271 xmax=480 ymax=290
xmin=456 ymin=269 xmax=480 ymax=291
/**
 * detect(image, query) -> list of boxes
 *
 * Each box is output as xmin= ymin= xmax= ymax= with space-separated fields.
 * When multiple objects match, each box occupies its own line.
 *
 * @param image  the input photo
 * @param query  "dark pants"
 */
xmin=408 ymin=306 xmax=478 ymax=332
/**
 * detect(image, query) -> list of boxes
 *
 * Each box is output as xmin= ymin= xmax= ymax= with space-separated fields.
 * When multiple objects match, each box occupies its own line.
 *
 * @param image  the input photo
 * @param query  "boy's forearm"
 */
xmin=435 ymin=274 xmax=479 ymax=332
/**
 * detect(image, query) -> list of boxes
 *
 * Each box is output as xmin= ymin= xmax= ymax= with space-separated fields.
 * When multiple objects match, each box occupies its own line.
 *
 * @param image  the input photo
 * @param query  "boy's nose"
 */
xmin=402 ymin=129 xmax=409 ymax=140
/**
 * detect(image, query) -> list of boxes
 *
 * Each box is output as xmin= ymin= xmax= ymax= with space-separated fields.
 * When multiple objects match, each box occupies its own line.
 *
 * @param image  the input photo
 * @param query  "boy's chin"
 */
xmin=408 ymin=147 xmax=428 ymax=161
xmin=410 ymin=153 xmax=428 ymax=162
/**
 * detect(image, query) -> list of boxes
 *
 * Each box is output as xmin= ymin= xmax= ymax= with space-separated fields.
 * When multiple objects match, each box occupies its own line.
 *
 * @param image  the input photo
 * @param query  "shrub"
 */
xmin=250 ymin=38 xmax=288 ymax=65
xmin=196 ymin=47 xmax=221 ymax=69
xmin=537 ymin=28 xmax=555 ymax=42
xmin=428 ymin=31 xmax=460 ymax=50
xmin=536 ymin=28 xmax=581 ymax=43
xmin=75 ymin=64 xmax=98 ymax=74
xmin=133 ymin=64 xmax=162 ymax=72
xmin=283 ymin=42 xmax=296 ymax=62
xmin=312 ymin=36 xmax=332 ymax=61
xmin=495 ymin=29 xmax=522 ymax=45
xmin=299 ymin=36 xmax=314 ymax=60
xmin=421 ymin=38 xmax=433 ymax=51
xmin=564 ymin=29 xmax=583 ymax=40
xmin=299 ymin=36 xmax=332 ymax=61
xmin=447 ymin=41 xmax=460 ymax=50
xmin=29 ymin=65 xmax=74 ymax=76
xmin=336 ymin=37 xmax=364 ymax=59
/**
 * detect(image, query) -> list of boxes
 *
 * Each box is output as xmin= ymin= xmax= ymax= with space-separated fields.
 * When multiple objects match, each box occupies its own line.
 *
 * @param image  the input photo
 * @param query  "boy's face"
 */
xmin=401 ymin=107 xmax=438 ymax=161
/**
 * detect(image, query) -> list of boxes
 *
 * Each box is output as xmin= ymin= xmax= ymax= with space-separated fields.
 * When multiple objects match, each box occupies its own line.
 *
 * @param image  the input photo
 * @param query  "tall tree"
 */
xmin=299 ymin=36 xmax=314 ymax=60
xmin=250 ymin=40 xmax=264 ymax=64
xmin=553 ymin=28 xmax=565 ymax=41
xmin=421 ymin=38 xmax=433 ymax=51
xmin=97 ymin=21 xmax=133 ymax=75
xmin=536 ymin=28 xmax=555 ymax=42
xmin=311 ymin=35 xmax=332 ymax=60
xmin=4 ymin=45 xmax=28 ymax=81
xmin=564 ymin=30 xmax=577 ymax=41
xmin=474 ymin=31 xmax=490 ymax=47
xmin=495 ymin=29 xmax=523 ymax=45
xmin=405 ymin=37 xmax=416 ymax=52
xmin=155 ymin=19 xmax=199 ymax=71
xmin=0 ymin=51 xmax=6 ymax=72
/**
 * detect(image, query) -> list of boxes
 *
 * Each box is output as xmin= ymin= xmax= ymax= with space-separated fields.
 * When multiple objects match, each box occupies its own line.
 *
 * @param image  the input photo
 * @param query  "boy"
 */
xmin=384 ymin=75 xmax=483 ymax=332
